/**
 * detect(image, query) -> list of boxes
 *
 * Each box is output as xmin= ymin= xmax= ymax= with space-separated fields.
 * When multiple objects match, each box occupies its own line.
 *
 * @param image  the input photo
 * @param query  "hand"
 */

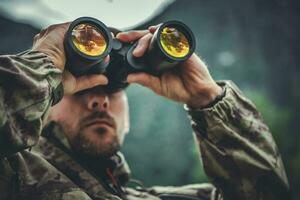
xmin=32 ymin=22 xmax=108 ymax=95
xmin=32 ymin=22 xmax=69 ymax=71
xmin=116 ymin=25 xmax=222 ymax=108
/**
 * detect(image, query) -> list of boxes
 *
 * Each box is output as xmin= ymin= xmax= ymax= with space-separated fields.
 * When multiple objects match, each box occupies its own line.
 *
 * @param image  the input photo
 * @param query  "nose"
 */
xmin=87 ymin=93 xmax=109 ymax=111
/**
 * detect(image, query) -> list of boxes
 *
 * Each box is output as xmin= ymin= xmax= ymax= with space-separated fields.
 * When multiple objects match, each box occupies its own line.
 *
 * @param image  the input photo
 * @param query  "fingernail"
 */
xmin=132 ymin=47 xmax=140 ymax=57
xmin=98 ymin=76 xmax=108 ymax=84
xmin=127 ymin=75 xmax=134 ymax=82
xmin=103 ymin=55 xmax=110 ymax=63
xmin=104 ymin=77 xmax=109 ymax=84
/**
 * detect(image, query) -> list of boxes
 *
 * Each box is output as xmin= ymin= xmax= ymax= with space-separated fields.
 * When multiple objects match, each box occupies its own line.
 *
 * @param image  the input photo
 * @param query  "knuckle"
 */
xmin=43 ymin=23 xmax=61 ymax=32
xmin=39 ymin=28 xmax=46 ymax=35
xmin=130 ymin=31 xmax=141 ymax=39
xmin=47 ymin=24 xmax=57 ymax=30
xmin=132 ymin=30 xmax=149 ymax=39
xmin=139 ymin=33 xmax=152 ymax=46
xmin=145 ymin=33 xmax=153 ymax=41
xmin=145 ymin=76 xmax=152 ymax=85
xmin=33 ymin=33 xmax=40 ymax=40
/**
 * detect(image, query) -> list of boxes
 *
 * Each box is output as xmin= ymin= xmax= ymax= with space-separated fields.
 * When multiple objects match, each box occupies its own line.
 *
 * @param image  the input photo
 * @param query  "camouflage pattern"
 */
xmin=185 ymin=81 xmax=290 ymax=200
xmin=0 ymin=51 xmax=290 ymax=200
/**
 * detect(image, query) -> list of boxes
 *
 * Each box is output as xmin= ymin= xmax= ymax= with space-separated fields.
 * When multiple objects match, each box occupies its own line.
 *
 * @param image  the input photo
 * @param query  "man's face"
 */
xmin=49 ymin=87 xmax=129 ymax=158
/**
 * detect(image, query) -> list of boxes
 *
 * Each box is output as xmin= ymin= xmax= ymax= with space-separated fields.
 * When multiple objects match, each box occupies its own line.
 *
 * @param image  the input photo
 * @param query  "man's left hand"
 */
xmin=116 ymin=25 xmax=222 ymax=108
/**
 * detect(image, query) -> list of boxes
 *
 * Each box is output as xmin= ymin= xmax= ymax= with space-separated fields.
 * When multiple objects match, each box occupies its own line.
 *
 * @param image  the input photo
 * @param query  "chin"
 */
xmin=74 ymin=127 xmax=120 ymax=158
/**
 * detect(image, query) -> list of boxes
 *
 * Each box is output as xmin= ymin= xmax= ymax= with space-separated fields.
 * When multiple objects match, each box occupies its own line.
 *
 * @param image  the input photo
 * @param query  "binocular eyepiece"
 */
xmin=64 ymin=17 xmax=195 ymax=93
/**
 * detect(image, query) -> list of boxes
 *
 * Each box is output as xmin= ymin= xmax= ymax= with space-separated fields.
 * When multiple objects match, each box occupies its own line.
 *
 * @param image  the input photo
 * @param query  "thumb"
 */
xmin=63 ymin=70 xmax=108 ymax=95
xmin=127 ymin=73 xmax=162 ymax=95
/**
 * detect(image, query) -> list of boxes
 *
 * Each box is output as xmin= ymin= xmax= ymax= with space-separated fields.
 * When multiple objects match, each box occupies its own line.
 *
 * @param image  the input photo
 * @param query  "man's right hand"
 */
xmin=32 ymin=22 xmax=108 ymax=95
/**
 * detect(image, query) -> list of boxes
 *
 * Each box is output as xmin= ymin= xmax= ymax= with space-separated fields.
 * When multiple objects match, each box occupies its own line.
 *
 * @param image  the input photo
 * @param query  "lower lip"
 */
xmin=86 ymin=123 xmax=113 ymax=129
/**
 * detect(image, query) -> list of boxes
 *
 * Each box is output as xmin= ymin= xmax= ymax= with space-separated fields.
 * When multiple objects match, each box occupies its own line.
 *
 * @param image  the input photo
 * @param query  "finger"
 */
xmin=46 ymin=22 xmax=71 ymax=31
xmin=148 ymin=23 xmax=162 ymax=33
xmin=133 ymin=33 xmax=153 ymax=57
xmin=33 ymin=33 xmax=40 ymax=41
xmin=127 ymin=73 xmax=161 ymax=94
xmin=39 ymin=28 xmax=47 ymax=36
xmin=33 ymin=33 xmax=40 ymax=45
xmin=103 ymin=54 xmax=110 ymax=63
xmin=74 ymin=74 xmax=108 ymax=93
xmin=116 ymin=30 xmax=149 ymax=42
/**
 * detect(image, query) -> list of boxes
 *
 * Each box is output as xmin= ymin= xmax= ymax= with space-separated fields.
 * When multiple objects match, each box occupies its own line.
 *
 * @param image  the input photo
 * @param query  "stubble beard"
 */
xmin=59 ymin=111 xmax=121 ymax=159
xmin=71 ymin=126 xmax=121 ymax=159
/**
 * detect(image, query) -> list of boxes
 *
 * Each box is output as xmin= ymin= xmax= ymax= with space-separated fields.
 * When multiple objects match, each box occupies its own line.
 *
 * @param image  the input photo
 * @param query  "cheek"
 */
xmin=109 ymin=95 xmax=129 ymax=137
xmin=110 ymin=96 xmax=126 ymax=118
xmin=52 ymin=97 xmax=84 ymax=131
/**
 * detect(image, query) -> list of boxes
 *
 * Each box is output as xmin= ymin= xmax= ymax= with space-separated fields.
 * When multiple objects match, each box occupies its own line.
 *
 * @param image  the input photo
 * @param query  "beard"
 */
xmin=64 ymin=111 xmax=121 ymax=159
xmin=71 ymin=127 xmax=121 ymax=158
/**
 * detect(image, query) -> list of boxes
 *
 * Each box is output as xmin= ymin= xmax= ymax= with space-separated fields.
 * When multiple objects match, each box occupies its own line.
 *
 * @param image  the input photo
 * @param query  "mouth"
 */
xmin=85 ymin=119 xmax=115 ymax=129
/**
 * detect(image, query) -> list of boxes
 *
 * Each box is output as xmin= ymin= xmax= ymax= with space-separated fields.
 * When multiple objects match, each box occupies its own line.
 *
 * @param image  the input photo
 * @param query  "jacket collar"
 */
xmin=41 ymin=121 xmax=131 ymax=185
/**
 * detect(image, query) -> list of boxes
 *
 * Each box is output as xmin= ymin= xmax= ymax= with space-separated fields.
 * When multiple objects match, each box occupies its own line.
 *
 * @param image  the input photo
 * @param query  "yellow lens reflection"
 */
xmin=72 ymin=24 xmax=107 ymax=56
xmin=160 ymin=27 xmax=190 ymax=58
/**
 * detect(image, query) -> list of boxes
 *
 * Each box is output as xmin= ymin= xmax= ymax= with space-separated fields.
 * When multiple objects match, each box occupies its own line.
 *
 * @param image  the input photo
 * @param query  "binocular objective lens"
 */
xmin=71 ymin=24 xmax=107 ymax=56
xmin=160 ymin=27 xmax=190 ymax=58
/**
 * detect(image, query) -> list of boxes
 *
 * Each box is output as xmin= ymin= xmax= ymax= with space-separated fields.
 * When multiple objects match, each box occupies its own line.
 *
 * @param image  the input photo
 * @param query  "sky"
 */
xmin=0 ymin=0 xmax=173 ymax=29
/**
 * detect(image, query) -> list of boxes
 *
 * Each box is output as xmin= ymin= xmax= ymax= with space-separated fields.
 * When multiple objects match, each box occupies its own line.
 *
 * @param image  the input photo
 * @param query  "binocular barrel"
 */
xmin=64 ymin=17 xmax=195 ymax=92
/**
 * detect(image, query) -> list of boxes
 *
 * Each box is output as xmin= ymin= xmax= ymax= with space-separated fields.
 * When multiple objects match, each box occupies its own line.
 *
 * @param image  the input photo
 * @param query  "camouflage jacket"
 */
xmin=0 ymin=51 xmax=290 ymax=200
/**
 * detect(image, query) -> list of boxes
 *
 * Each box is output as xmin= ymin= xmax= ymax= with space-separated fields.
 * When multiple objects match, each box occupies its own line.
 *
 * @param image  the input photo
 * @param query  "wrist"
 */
xmin=32 ymin=48 xmax=65 ymax=71
xmin=186 ymin=83 xmax=223 ymax=109
xmin=43 ymin=49 xmax=65 ymax=71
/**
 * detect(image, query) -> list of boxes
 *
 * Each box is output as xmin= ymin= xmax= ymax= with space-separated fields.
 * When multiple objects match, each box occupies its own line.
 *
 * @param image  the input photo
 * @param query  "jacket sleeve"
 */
xmin=185 ymin=80 xmax=290 ymax=200
xmin=0 ymin=50 xmax=62 ymax=158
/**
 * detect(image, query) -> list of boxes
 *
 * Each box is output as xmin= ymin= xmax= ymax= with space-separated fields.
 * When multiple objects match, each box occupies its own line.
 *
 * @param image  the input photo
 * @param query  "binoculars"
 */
xmin=64 ymin=17 xmax=195 ymax=93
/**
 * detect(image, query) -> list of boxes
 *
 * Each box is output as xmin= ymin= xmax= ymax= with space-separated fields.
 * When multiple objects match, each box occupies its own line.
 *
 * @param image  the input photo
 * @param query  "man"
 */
xmin=0 ymin=22 xmax=290 ymax=200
